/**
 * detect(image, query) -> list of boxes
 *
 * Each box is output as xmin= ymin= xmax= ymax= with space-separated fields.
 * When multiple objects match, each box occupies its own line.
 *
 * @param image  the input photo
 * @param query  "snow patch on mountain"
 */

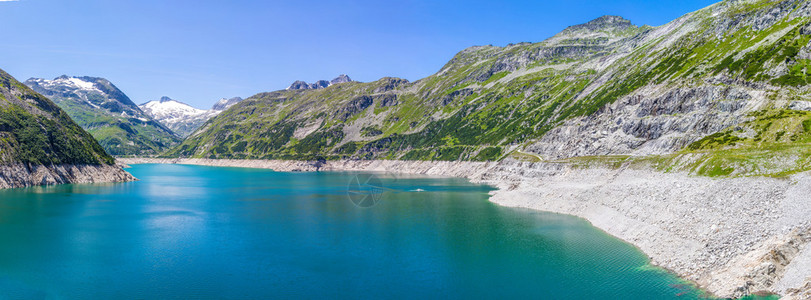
xmin=27 ymin=76 xmax=101 ymax=93
xmin=139 ymin=96 xmax=243 ymax=137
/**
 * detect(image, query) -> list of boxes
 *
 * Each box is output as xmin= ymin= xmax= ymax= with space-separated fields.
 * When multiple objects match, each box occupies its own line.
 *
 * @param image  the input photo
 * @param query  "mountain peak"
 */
xmin=141 ymin=96 xmax=240 ymax=137
xmin=312 ymin=80 xmax=330 ymax=89
xmin=331 ymin=74 xmax=353 ymax=85
xmin=287 ymin=80 xmax=311 ymax=90
xmin=287 ymin=75 xmax=354 ymax=91
xmin=587 ymin=15 xmax=632 ymax=26
xmin=212 ymin=97 xmax=244 ymax=111
xmin=562 ymin=15 xmax=635 ymax=34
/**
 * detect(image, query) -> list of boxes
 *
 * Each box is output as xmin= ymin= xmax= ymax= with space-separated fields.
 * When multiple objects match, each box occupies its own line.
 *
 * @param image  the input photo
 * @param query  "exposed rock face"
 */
xmin=1 ymin=68 xmax=135 ymax=188
xmin=337 ymin=96 xmax=374 ymax=121
xmin=0 ymin=163 xmax=135 ymax=189
xmin=286 ymin=75 xmax=354 ymax=90
xmin=726 ymin=229 xmax=811 ymax=297
xmin=441 ymin=88 xmax=474 ymax=106
xmin=287 ymin=80 xmax=311 ymax=90
xmin=374 ymin=94 xmax=399 ymax=107
xmin=561 ymin=15 xmax=635 ymax=34
xmin=526 ymin=85 xmax=756 ymax=159
xmin=784 ymin=280 xmax=811 ymax=299
xmin=311 ymin=80 xmax=330 ymax=89
xmin=519 ymin=0 xmax=811 ymax=161
xmin=330 ymin=74 xmax=353 ymax=85
xmin=372 ymin=77 xmax=409 ymax=93
xmin=211 ymin=97 xmax=244 ymax=111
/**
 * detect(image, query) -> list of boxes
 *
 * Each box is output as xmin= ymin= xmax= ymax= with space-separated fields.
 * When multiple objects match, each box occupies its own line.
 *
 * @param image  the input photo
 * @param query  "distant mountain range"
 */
xmin=286 ymin=74 xmax=353 ymax=90
xmin=139 ymin=96 xmax=243 ymax=137
xmin=25 ymin=76 xmax=180 ymax=156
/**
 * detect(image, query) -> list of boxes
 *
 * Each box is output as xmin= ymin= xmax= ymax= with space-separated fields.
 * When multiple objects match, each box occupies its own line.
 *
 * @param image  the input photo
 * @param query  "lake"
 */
xmin=0 ymin=164 xmax=713 ymax=299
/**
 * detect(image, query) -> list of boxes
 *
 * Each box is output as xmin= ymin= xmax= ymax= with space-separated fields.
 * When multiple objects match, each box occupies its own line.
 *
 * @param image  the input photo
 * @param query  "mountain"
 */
xmin=0 ymin=68 xmax=133 ymax=188
xmin=286 ymin=75 xmax=354 ymax=90
xmin=330 ymin=74 xmax=352 ymax=85
xmin=212 ymin=97 xmax=244 ymax=111
xmin=24 ymin=76 xmax=180 ymax=156
xmin=168 ymin=0 xmax=811 ymax=180
xmin=139 ymin=96 xmax=243 ymax=137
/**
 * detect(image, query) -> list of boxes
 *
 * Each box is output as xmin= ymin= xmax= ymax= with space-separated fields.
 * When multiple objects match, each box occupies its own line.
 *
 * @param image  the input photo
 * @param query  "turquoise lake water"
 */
xmin=0 ymin=164 xmax=718 ymax=299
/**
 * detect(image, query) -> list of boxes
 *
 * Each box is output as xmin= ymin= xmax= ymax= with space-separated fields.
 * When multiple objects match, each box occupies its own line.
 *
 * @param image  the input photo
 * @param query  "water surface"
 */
xmin=0 ymin=164 xmax=711 ymax=299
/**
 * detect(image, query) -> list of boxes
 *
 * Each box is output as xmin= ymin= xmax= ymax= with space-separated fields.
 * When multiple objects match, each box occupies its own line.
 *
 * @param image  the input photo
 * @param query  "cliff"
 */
xmin=1 ymin=68 xmax=135 ymax=188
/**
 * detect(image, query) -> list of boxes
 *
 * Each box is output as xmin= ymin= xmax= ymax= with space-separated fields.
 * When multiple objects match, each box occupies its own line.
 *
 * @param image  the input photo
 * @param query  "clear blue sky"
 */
xmin=0 ymin=0 xmax=718 ymax=108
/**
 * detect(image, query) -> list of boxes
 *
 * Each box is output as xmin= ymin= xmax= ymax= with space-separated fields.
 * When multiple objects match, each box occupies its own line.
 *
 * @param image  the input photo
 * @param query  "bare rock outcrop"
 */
xmin=0 ymin=164 xmax=135 ymax=189
xmin=526 ymin=84 xmax=759 ymax=159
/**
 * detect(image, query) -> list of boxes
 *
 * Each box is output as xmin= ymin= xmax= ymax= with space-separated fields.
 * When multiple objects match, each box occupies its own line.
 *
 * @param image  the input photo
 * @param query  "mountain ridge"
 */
xmin=168 ymin=0 xmax=811 ymax=179
xmin=286 ymin=74 xmax=355 ymax=90
xmin=24 ymin=76 xmax=180 ymax=156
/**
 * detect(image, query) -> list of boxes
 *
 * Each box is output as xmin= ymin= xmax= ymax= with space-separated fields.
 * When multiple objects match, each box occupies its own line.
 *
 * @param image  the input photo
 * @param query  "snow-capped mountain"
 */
xmin=286 ymin=74 xmax=354 ymax=90
xmin=139 ymin=96 xmax=243 ymax=137
xmin=24 ymin=76 xmax=180 ymax=156
xmin=26 ymin=75 xmax=144 ymax=118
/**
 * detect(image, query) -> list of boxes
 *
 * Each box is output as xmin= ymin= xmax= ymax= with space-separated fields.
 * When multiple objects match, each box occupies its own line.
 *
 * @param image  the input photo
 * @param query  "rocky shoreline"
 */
xmin=118 ymin=157 xmax=810 ymax=299
xmin=0 ymin=163 xmax=136 ymax=189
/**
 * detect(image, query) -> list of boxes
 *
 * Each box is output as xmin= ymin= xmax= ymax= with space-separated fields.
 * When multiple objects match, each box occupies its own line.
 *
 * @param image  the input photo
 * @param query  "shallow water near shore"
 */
xmin=0 ymin=164 xmax=751 ymax=299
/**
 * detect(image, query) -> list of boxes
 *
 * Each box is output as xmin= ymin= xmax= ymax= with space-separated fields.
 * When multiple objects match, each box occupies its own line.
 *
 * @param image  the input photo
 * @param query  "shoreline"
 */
xmin=118 ymin=157 xmax=811 ymax=298
xmin=0 ymin=163 xmax=136 ymax=189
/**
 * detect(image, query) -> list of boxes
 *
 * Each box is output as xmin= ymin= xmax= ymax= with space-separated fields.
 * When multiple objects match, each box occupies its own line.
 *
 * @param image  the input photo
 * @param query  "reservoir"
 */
xmin=0 ymin=164 xmax=714 ymax=299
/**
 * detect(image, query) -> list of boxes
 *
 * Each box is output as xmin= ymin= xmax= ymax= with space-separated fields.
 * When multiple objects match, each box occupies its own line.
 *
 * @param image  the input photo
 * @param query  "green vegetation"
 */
xmin=472 ymin=147 xmax=503 ymax=161
xmin=25 ymin=76 xmax=180 ymax=156
xmin=0 ymin=69 xmax=114 ymax=165
xmin=711 ymin=19 xmax=811 ymax=84
xmin=772 ymin=59 xmax=811 ymax=86
xmin=639 ymin=109 xmax=811 ymax=177
xmin=162 ymin=0 xmax=811 ymax=179
xmin=360 ymin=126 xmax=383 ymax=137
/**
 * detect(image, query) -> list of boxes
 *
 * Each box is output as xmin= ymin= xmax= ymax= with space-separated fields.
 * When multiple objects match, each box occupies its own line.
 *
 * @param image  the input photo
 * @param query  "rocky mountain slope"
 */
xmin=25 ymin=76 xmax=179 ymax=156
xmin=211 ymin=96 xmax=244 ymax=111
xmin=168 ymin=0 xmax=811 ymax=178
xmin=139 ymin=96 xmax=243 ymax=137
xmin=286 ymin=74 xmax=354 ymax=90
xmin=0 ymin=69 xmax=134 ymax=188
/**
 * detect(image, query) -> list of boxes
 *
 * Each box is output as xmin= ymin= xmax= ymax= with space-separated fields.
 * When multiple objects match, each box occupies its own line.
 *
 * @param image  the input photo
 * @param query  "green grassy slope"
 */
xmin=0 ymin=69 xmax=114 ymax=165
xmin=25 ymin=76 xmax=180 ymax=156
xmin=167 ymin=16 xmax=648 ymax=161
xmin=167 ymin=0 xmax=811 ymax=177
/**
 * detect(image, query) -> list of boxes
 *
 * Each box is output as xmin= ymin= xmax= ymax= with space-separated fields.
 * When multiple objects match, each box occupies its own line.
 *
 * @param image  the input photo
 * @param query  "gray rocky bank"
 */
xmin=0 ymin=164 xmax=136 ymax=189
